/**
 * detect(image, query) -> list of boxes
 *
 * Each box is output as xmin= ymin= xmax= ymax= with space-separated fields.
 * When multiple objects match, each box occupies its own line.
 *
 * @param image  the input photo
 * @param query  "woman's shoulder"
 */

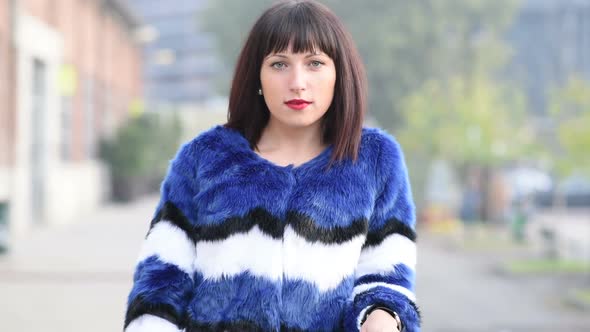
xmin=189 ymin=124 xmax=241 ymax=148
xmin=360 ymin=126 xmax=410 ymax=194
xmin=360 ymin=126 xmax=405 ymax=161
xmin=173 ymin=125 xmax=406 ymax=170
xmin=170 ymin=125 xmax=230 ymax=165
xmin=184 ymin=124 xmax=244 ymax=151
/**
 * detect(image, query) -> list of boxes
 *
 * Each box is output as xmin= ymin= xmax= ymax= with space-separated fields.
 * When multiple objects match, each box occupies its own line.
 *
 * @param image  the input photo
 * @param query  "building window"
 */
xmin=61 ymin=96 xmax=73 ymax=161
xmin=0 ymin=34 xmax=4 ymax=103
xmin=58 ymin=64 xmax=77 ymax=161
xmin=31 ymin=58 xmax=47 ymax=222
xmin=31 ymin=59 xmax=47 ymax=160
xmin=0 ymin=35 xmax=5 ymax=165
xmin=84 ymin=77 xmax=96 ymax=159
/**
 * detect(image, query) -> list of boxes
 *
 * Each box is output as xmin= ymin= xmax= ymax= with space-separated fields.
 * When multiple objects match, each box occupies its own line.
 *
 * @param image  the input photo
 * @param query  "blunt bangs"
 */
xmin=257 ymin=2 xmax=338 ymax=60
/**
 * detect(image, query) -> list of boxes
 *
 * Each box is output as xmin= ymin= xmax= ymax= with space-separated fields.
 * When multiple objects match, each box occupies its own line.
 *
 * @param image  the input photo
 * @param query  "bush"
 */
xmin=100 ymin=112 xmax=182 ymax=202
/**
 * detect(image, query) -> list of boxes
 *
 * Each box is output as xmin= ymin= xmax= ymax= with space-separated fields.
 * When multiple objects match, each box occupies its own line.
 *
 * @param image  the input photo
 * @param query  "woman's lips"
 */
xmin=285 ymin=99 xmax=311 ymax=110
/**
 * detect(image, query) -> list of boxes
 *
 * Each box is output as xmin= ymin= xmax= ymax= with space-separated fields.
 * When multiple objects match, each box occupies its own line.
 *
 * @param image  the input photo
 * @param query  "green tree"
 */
xmin=324 ymin=0 xmax=518 ymax=128
xmin=549 ymin=77 xmax=590 ymax=176
xmin=397 ymin=74 xmax=534 ymax=167
xmin=200 ymin=0 xmax=275 ymax=93
xmin=396 ymin=73 xmax=539 ymax=220
xmin=100 ymin=113 xmax=182 ymax=201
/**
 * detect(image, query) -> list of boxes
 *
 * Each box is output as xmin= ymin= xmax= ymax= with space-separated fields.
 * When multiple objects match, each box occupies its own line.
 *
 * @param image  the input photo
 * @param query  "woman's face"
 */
xmin=260 ymin=46 xmax=336 ymax=129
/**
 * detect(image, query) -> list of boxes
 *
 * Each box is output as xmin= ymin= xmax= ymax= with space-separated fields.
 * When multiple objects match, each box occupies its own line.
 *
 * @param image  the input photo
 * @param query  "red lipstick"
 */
xmin=285 ymin=99 xmax=311 ymax=110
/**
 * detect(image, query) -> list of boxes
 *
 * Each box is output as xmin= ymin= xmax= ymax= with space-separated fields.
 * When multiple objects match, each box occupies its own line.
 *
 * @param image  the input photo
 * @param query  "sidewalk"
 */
xmin=0 ymin=195 xmax=158 ymax=332
xmin=417 ymin=228 xmax=590 ymax=332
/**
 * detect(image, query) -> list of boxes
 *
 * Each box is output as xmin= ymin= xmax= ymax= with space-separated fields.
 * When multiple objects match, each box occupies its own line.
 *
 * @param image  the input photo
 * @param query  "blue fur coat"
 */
xmin=124 ymin=124 xmax=420 ymax=332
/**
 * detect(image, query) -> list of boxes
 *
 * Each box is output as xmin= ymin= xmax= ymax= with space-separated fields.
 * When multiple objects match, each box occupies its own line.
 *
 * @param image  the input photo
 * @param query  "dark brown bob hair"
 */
xmin=224 ymin=0 xmax=367 ymax=164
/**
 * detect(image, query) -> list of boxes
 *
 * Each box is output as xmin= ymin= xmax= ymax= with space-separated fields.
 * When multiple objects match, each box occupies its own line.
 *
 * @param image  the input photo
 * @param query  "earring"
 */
xmin=258 ymin=88 xmax=263 ymax=95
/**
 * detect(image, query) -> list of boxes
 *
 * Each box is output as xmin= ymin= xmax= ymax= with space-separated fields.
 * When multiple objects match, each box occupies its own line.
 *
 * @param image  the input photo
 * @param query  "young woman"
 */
xmin=124 ymin=1 xmax=420 ymax=331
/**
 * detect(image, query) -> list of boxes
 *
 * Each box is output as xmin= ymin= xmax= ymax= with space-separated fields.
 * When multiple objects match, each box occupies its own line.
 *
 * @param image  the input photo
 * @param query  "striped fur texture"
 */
xmin=124 ymin=125 xmax=421 ymax=331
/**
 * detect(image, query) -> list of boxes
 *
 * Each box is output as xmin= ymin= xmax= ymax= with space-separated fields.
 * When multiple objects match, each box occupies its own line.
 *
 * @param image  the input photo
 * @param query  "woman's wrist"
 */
xmin=361 ymin=305 xmax=403 ymax=331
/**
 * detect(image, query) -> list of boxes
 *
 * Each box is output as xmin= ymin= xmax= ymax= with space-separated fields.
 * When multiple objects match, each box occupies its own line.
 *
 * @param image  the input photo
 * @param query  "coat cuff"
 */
xmin=344 ymin=287 xmax=421 ymax=332
xmin=125 ymin=314 xmax=184 ymax=332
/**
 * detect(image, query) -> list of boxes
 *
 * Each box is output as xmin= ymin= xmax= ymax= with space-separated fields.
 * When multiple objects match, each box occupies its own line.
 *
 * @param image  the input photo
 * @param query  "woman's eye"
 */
xmin=271 ymin=62 xmax=286 ymax=69
xmin=310 ymin=60 xmax=324 ymax=68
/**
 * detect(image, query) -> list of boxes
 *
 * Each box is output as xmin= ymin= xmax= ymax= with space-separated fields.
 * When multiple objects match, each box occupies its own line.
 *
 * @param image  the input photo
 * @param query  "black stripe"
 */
xmin=124 ymin=295 xmax=184 ymax=329
xmin=186 ymin=321 xmax=308 ymax=332
xmin=286 ymin=211 xmax=368 ymax=244
xmin=411 ymin=300 xmax=423 ymax=323
xmin=151 ymin=204 xmax=371 ymax=245
xmin=149 ymin=201 xmax=196 ymax=243
xmin=195 ymin=207 xmax=284 ymax=242
xmin=363 ymin=218 xmax=416 ymax=249
xmin=187 ymin=320 xmax=265 ymax=332
xmin=280 ymin=324 xmax=306 ymax=332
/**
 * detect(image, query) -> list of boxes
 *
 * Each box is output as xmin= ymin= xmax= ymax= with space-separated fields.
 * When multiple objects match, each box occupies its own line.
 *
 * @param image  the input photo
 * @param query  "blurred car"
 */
xmin=534 ymin=174 xmax=590 ymax=208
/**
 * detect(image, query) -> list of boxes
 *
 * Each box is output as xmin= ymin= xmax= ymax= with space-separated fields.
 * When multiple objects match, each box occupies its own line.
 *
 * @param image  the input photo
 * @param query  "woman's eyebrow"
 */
xmin=267 ymin=54 xmax=289 ymax=59
xmin=305 ymin=52 xmax=324 ymax=58
xmin=266 ymin=52 xmax=325 ymax=59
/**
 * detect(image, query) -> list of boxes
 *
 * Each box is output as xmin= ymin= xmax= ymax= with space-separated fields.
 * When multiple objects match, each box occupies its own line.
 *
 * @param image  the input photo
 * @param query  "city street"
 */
xmin=417 ymin=232 xmax=590 ymax=332
xmin=0 ymin=196 xmax=588 ymax=332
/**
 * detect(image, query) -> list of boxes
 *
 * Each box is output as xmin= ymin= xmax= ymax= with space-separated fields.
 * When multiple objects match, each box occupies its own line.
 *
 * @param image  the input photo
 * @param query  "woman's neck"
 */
xmin=255 ymin=119 xmax=328 ymax=163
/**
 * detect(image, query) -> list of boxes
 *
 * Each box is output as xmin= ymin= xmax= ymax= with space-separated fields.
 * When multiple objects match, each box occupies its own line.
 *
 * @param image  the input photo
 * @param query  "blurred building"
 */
xmin=508 ymin=0 xmax=590 ymax=115
xmin=126 ymin=0 xmax=219 ymax=110
xmin=0 ymin=0 xmax=142 ymax=242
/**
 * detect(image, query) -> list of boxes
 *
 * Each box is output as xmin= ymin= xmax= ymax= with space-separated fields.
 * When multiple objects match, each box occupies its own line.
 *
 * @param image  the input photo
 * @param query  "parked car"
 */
xmin=534 ymin=174 xmax=590 ymax=208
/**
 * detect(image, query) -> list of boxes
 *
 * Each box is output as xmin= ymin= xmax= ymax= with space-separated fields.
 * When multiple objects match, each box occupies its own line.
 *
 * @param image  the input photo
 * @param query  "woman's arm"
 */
xmin=345 ymin=132 xmax=421 ymax=332
xmin=124 ymin=142 xmax=199 ymax=331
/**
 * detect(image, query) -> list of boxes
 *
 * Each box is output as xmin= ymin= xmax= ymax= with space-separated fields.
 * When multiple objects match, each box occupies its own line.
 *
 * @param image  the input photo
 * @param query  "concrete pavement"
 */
xmin=0 ymin=195 xmax=156 ymax=332
xmin=417 ymin=232 xmax=590 ymax=332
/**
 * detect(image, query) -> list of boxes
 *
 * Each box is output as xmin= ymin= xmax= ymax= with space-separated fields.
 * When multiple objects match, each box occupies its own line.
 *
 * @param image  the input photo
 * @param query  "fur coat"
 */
xmin=124 ymin=124 xmax=420 ymax=332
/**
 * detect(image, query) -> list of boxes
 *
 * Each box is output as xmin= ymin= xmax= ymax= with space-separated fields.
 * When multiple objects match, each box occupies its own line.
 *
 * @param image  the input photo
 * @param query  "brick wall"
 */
xmin=0 ymin=0 xmax=15 ymax=167
xmin=19 ymin=0 xmax=143 ymax=161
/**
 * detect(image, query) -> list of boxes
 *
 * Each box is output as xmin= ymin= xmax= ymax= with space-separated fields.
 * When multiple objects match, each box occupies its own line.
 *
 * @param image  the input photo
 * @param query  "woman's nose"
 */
xmin=289 ymin=66 xmax=307 ymax=92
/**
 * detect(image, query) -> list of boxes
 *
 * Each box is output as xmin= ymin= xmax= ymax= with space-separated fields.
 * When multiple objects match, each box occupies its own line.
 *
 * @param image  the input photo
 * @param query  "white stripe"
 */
xmin=193 ymin=226 xmax=366 ymax=291
xmin=352 ymin=282 xmax=416 ymax=302
xmin=194 ymin=226 xmax=283 ymax=281
xmin=357 ymin=305 xmax=373 ymax=330
xmin=137 ymin=221 xmax=196 ymax=275
xmin=355 ymin=233 xmax=416 ymax=277
xmin=125 ymin=314 xmax=183 ymax=332
xmin=282 ymin=227 xmax=365 ymax=292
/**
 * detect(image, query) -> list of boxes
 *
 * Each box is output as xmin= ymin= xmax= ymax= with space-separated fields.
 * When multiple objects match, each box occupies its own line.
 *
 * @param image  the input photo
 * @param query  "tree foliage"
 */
xmin=397 ymin=73 xmax=536 ymax=168
xmin=549 ymin=77 xmax=590 ymax=176
xmin=99 ymin=113 xmax=182 ymax=201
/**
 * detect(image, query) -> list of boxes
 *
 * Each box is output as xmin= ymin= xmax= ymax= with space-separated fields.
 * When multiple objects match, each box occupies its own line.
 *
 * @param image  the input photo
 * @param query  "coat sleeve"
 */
xmin=344 ymin=133 xmax=421 ymax=331
xmin=124 ymin=141 xmax=199 ymax=332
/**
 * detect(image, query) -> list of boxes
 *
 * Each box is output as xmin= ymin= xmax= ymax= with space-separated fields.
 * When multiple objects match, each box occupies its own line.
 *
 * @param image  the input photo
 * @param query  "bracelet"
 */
xmin=360 ymin=305 xmax=403 ymax=331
